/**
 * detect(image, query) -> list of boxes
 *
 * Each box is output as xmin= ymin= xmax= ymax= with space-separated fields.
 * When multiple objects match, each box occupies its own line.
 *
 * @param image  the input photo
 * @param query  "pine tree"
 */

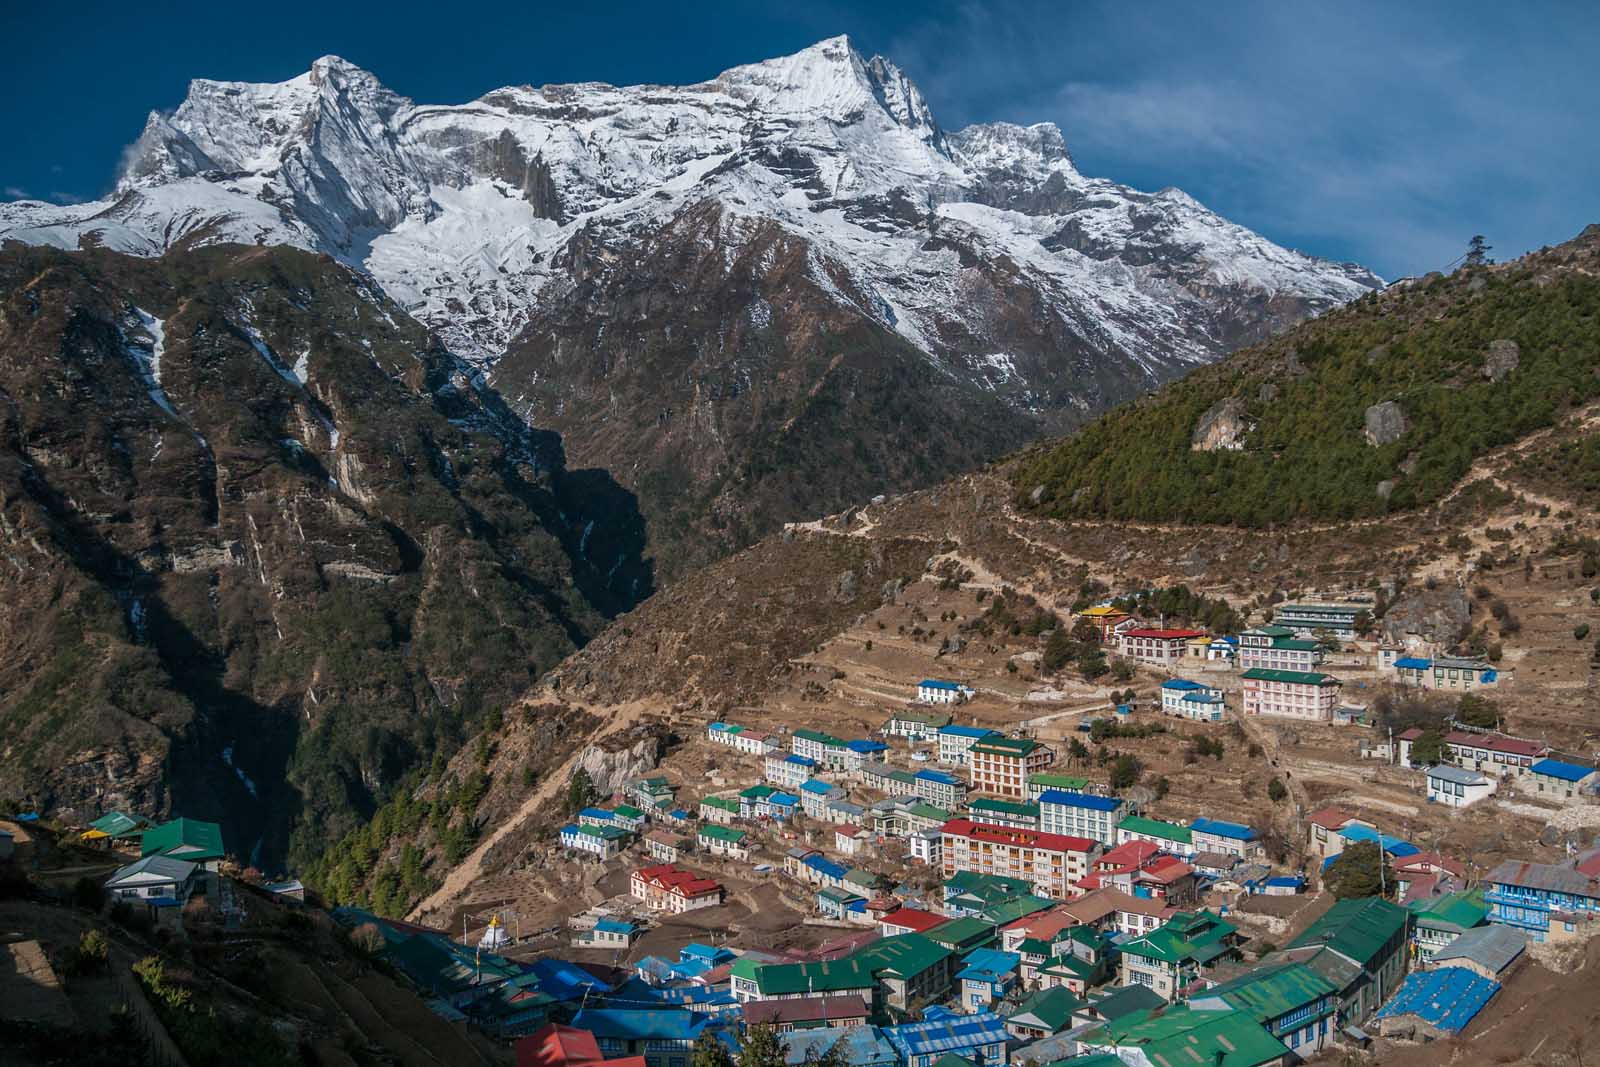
xmin=1465 ymin=234 xmax=1493 ymax=267
xmin=692 ymin=1034 xmax=735 ymax=1067
xmin=738 ymin=1025 xmax=789 ymax=1067
xmin=567 ymin=767 xmax=599 ymax=814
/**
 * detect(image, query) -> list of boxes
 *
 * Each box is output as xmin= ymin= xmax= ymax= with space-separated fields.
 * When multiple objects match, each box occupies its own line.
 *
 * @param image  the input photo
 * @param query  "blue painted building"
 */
xmin=885 ymin=1011 xmax=1009 ymax=1067
xmin=1484 ymin=859 xmax=1600 ymax=940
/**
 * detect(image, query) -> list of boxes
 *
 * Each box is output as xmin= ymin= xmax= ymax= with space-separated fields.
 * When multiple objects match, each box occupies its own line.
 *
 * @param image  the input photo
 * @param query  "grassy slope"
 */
xmin=1013 ymin=226 xmax=1600 ymax=526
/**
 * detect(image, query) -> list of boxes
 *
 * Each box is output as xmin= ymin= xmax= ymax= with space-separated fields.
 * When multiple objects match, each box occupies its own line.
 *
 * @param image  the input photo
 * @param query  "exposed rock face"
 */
xmin=1484 ymin=339 xmax=1521 ymax=381
xmin=1364 ymin=400 xmax=1409 ymax=446
xmin=575 ymin=734 xmax=667 ymax=799
xmin=1191 ymin=397 xmax=1251 ymax=452
xmin=0 ymin=244 xmax=649 ymax=870
xmin=1382 ymin=587 xmax=1472 ymax=646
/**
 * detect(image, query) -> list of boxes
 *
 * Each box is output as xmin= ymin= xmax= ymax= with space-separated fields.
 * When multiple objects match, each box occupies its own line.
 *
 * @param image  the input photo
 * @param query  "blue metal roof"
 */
xmin=1374 ymin=967 xmax=1499 ymax=1034
xmin=916 ymin=770 xmax=962 ymax=785
xmin=1532 ymin=758 xmax=1595 ymax=782
xmin=1394 ymin=657 xmax=1432 ymax=669
xmin=802 ymin=779 xmax=838 ymax=793
xmin=571 ymin=1007 xmax=707 ymax=1042
xmin=579 ymin=807 xmax=614 ymax=820
xmin=806 ymin=855 xmax=849 ymax=879
xmin=956 ymin=948 xmax=1020 ymax=983
xmin=886 ymin=1011 xmax=1008 ymax=1057
xmin=940 ymin=724 xmax=996 ymax=739
xmin=919 ymin=680 xmax=961 ymax=690
xmin=1038 ymin=789 xmax=1121 ymax=812
xmin=784 ymin=1026 xmax=897 ymax=1067
xmin=1161 ymin=678 xmax=1207 ymax=691
xmin=769 ymin=793 xmax=799 ymax=807
xmin=594 ymin=918 xmax=636 ymax=933
xmin=783 ymin=754 xmax=816 ymax=766
xmin=848 ymin=739 xmax=888 ymax=753
xmin=1190 ymin=817 xmax=1257 ymax=840
xmin=1336 ymin=824 xmax=1420 ymax=857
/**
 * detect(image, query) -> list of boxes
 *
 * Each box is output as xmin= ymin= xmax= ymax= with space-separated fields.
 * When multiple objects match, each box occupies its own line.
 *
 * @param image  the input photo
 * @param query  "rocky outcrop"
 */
xmin=1363 ymin=401 xmax=1409 ymax=446
xmin=1381 ymin=587 xmax=1472 ymax=646
xmin=1484 ymin=339 xmax=1521 ymax=381
xmin=1191 ymin=397 xmax=1251 ymax=452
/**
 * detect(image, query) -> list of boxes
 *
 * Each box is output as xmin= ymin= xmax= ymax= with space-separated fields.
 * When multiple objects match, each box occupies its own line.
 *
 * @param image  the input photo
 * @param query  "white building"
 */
xmin=1237 ymin=626 xmax=1325 ymax=672
xmin=916 ymin=680 xmax=973 ymax=705
xmin=1426 ymin=765 xmax=1497 ymax=808
xmin=560 ymin=823 xmax=629 ymax=858
xmin=1158 ymin=679 xmax=1226 ymax=722
xmin=909 ymin=827 xmax=942 ymax=865
xmin=707 ymin=722 xmax=780 ymax=755
xmin=104 ymin=855 xmax=198 ymax=904
xmin=1116 ymin=628 xmax=1208 ymax=667
xmin=1038 ymin=791 xmax=1126 ymax=847
xmin=885 ymin=708 xmax=954 ymax=739
xmin=938 ymin=724 xmax=999 ymax=766
xmin=765 ymin=752 xmax=817 ymax=788
xmin=1241 ymin=669 xmax=1342 ymax=721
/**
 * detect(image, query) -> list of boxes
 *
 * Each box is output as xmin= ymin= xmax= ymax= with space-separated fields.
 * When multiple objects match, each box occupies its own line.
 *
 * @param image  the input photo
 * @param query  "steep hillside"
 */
xmin=0 ymin=243 xmax=649 ymax=870
xmin=1013 ymin=226 xmax=1600 ymax=525
xmin=2 ymin=37 xmax=1379 ymax=574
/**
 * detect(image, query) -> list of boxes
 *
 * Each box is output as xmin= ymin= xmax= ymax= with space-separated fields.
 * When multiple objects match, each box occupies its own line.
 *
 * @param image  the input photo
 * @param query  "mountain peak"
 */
xmin=712 ymin=34 xmax=936 ymax=135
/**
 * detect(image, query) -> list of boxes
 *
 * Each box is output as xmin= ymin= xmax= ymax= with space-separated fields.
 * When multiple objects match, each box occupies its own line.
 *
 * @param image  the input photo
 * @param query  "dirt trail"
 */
xmin=407 ymin=697 xmax=657 ymax=925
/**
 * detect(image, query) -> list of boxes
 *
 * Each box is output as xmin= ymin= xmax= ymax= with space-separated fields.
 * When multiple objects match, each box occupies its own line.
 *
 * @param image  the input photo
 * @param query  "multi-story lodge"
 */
xmin=938 ymin=724 xmax=999 ymax=766
xmin=1116 ymin=628 xmax=1209 ymax=668
xmin=1038 ymin=790 xmax=1126 ymax=847
xmin=969 ymin=737 xmax=1054 ymax=799
xmin=1237 ymin=626 xmax=1325 ymax=672
xmin=940 ymin=818 xmax=1096 ymax=899
xmin=1241 ymin=668 xmax=1342 ymax=721
xmin=1271 ymin=599 xmax=1369 ymax=637
xmin=1159 ymin=679 xmax=1226 ymax=722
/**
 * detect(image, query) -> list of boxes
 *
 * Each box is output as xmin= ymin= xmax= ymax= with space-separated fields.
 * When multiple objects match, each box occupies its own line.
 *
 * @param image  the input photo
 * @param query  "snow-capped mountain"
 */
xmin=1 ymin=36 xmax=1382 ymax=576
xmin=2 ymin=36 xmax=1377 ymax=369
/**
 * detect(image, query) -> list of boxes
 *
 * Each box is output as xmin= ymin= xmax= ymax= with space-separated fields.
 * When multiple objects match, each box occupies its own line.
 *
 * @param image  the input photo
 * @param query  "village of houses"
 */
xmin=7 ymin=595 xmax=1599 ymax=1067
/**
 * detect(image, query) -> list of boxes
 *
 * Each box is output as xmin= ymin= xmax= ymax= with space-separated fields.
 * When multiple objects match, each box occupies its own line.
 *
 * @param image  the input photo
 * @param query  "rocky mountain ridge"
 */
xmin=3 ymin=37 xmax=1381 ymax=574
xmin=0 ymin=243 xmax=650 ymax=870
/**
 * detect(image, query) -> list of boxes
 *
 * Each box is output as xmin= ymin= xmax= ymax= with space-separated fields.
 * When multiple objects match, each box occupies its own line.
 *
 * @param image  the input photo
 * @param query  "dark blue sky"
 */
xmin=4 ymin=0 xmax=1596 ymax=278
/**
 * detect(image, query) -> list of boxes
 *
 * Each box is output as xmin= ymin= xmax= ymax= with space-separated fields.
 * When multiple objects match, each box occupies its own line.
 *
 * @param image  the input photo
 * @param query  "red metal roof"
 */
xmin=634 ymin=863 xmax=723 ymax=897
xmin=1120 ymin=628 xmax=1209 ymax=640
xmin=942 ymin=818 xmax=1095 ymax=853
xmin=517 ymin=1024 xmax=648 ymax=1067
xmin=742 ymin=995 xmax=870 ymax=1026
xmin=880 ymin=907 xmax=948 ymax=934
xmin=1307 ymin=806 xmax=1358 ymax=830
xmin=1096 ymin=840 xmax=1160 ymax=870
xmin=1443 ymin=731 xmax=1547 ymax=757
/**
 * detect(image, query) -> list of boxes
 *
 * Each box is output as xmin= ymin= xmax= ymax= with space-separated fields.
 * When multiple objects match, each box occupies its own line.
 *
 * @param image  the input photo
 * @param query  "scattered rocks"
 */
xmin=833 ymin=569 xmax=859 ymax=602
xmin=1483 ymin=339 xmax=1521 ymax=382
xmin=1257 ymin=382 xmax=1279 ymax=404
xmin=1376 ymin=479 xmax=1396 ymax=499
xmin=1191 ymin=397 xmax=1251 ymax=452
xmin=1363 ymin=400 xmax=1409 ymax=446
xmin=1030 ymin=484 xmax=1047 ymax=505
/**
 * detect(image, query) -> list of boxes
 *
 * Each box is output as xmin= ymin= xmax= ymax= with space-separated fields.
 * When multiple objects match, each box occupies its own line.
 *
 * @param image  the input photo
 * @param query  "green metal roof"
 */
xmin=701 ymin=795 xmax=740 ymax=812
xmin=139 ymin=817 xmax=225 ymax=861
xmin=1009 ymin=985 xmax=1084 ymax=1032
xmin=1121 ymin=911 xmax=1236 ymax=966
xmin=1028 ymin=773 xmax=1089 ymax=790
xmin=613 ymin=805 xmax=644 ymax=819
xmin=1116 ymin=815 xmax=1193 ymax=845
xmin=794 ymin=728 xmax=846 ymax=747
xmin=972 ymin=736 xmax=1041 ymax=757
xmin=740 ymin=785 xmax=775 ymax=799
xmin=1090 ymin=1006 xmax=1290 ymax=1067
xmin=979 ymin=894 xmax=1055 ymax=926
xmin=1270 ymin=638 xmax=1323 ymax=651
xmin=86 ymin=812 xmax=145 ymax=837
xmin=852 ymin=932 xmax=953 ymax=980
xmin=1289 ymin=896 xmax=1409 ymax=968
xmin=698 ymin=824 xmax=747 ymax=843
xmin=906 ymin=802 xmax=951 ymax=821
xmin=1408 ymin=887 xmax=1489 ymax=933
xmin=1240 ymin=668 xmax=1337 ymax=685
xmin=968 ymin=798 xmax=1039 ymax=818
xmin=1198 ymin=961 xmax=1337 ymax=1024
xmin=927 ymin=917 xmax=998 ymax=950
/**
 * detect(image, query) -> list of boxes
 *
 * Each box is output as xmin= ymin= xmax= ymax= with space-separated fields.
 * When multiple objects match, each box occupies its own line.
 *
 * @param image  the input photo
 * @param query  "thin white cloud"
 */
xmin=3 ymin=185 xmax=28 ymax=199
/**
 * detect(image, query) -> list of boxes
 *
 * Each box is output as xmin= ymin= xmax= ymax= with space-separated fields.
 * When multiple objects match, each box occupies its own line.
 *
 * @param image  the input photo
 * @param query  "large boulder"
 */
xmin=1191 ymin=397 xmax=1251 ymax=452
xmin=1363 ymin=401 xmax=1409 ymax=446
xmin=1483 ymin=339 xmax=1521 ymax=382
xmin=1381 ymin=587 xmax=1472 ymax=646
